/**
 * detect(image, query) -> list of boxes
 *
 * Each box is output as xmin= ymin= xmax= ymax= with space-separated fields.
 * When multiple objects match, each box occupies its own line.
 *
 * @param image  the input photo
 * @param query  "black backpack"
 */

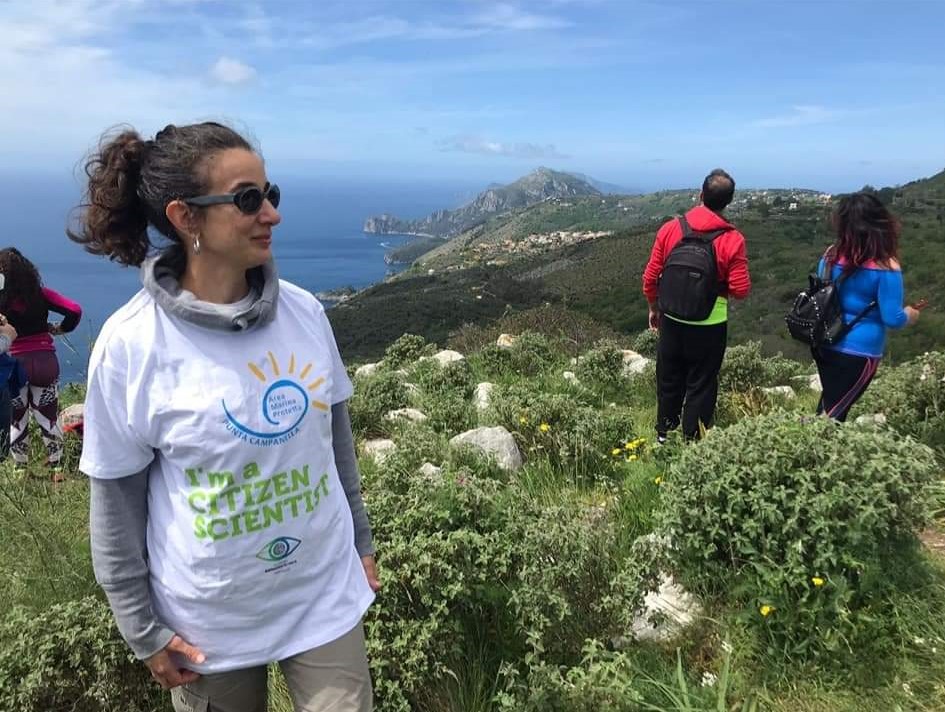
xmin=785 ymin=256 xmax=876 ymax=348
xmin=657 ymin=216 xmax=727 ymax=321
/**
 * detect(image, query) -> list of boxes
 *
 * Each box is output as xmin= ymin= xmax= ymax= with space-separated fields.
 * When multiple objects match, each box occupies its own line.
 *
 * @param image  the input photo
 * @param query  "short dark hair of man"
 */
xmin=702 ymin=169 xmax=735 ymax=211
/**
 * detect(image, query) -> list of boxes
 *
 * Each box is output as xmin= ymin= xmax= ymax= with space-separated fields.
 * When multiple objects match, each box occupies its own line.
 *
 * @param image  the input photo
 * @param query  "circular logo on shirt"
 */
xmin=222 ymin=351 xmax=329 ymax=446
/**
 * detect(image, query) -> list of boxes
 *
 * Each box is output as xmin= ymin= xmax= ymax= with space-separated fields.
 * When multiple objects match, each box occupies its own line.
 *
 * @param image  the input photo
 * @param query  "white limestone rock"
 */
xmin=562 ymin=370 xmax=580 ymax=384
xmin=431 ymin=349 xmax=465 ymax=366
xmin=385 ymin=408 xmax=428 ymax=423
xmin=361 ymin=439 xmax=396 ymax=463
xmin=793 ymin=373 xmax=823 ymax=393
xmin=628 ymin=573 xmax=702 ymax=643
xmin=419 ymin=462 xmax=443 ymax=478
xmin=449 ymin=426 xmax=523 ymax=471
xmin=855 ymin=413 xmax=888 ymax=427
xmin=622 ymin=350 xmax=652 ymax=376
xmin=496 ymin=333 xmax=517 ymax=349
xmin=474 ymin=382 xmax=495 ymax=411
xmin=355 ymin=362 xmax=380 ymax=379
xmin=761 ymin=385 xmax=796 ymax=399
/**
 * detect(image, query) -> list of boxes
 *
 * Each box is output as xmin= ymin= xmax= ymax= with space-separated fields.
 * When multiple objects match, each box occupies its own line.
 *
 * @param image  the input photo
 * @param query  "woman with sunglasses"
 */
xmin=69 ymin=122 xmax=378 ymax=712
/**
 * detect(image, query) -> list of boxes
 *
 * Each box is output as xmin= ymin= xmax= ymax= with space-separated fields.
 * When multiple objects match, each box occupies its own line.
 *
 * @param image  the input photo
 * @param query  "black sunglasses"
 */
xmin=183 ymin=182 xmax=281 ymax=215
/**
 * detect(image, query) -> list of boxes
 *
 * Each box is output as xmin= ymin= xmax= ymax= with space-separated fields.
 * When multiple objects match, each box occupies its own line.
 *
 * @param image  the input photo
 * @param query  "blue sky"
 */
xmin=3 ymin=0 xmax=944 ymax=191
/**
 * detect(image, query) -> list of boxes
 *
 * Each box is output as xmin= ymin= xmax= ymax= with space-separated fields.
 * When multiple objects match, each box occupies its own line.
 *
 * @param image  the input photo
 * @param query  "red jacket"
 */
xmin=642 ymin=205 xmax=751 ymax=305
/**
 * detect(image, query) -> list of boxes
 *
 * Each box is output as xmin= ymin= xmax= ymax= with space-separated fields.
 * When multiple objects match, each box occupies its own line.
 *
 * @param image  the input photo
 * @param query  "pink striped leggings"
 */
xmin=814 ymin=348 xmax=880 ymax=422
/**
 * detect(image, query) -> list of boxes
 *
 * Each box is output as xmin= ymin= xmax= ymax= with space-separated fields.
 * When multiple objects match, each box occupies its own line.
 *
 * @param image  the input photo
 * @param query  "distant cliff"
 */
xmin=363 ymin=167 xmax=602 ymax=238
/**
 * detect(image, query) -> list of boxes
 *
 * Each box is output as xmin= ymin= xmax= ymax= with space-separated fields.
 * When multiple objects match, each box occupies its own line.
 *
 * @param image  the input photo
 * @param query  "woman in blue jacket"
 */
xmin=815 ymin=192 xmax=921 ymax=421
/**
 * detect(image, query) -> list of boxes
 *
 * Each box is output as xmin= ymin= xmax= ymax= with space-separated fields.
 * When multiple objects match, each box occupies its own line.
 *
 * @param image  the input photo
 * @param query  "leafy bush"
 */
xmin=349 ymin=371 xmax=409 ymax=437
xmin=362 ymin=464 xmax=657 ymax=712
xmin=413 ymin=359 xmax=475 ymax=399
xmin=488 ymin=384 xmax=637 ymax=480
xmin=576 ymin=342 xmax=625 ymax=388
xmin=661 ymin=411 xmax=937 ymax=659
xmin=632 ymin=328 xmax=659 ymax=358
xmin=0 ymin=596 xmax=165 ymax=712
xmin=474 ymin=331 xmax=561 ymax=379
xmin=719 ymin=341 xmax=807 ymax=392
xmin=384 ymin=333 xmax=434 ymax=369
xmin=853 ymin=351 xmax=945 ymax=455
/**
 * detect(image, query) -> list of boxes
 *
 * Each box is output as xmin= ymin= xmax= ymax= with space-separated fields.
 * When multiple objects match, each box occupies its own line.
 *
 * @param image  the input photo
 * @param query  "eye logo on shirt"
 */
xmin=222 ymin=351 xmax=329 ymax=446
xmin=256 ymin=536 xmax=302 ymax=562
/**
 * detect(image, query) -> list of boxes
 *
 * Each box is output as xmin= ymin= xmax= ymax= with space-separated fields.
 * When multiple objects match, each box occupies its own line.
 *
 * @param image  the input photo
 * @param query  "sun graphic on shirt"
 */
xmin=222 ymin=351 xmax=328 ymax=442
xmin=246 ymin=351 xmax=329 ymax=413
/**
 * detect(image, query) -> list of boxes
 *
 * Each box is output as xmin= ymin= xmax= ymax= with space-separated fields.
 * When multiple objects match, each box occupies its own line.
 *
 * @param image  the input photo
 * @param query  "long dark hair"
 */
xmin=68 ymin=122 xmax=253 ymax=267
xmin=828 ymin=192 xmax=900 ymax=271
xmin=0 ymin=247 xmax=42 ymax=312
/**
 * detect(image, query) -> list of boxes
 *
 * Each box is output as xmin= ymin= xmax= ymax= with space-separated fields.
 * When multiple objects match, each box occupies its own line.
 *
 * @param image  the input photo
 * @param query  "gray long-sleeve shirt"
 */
xmin=87 ymin=252 xmax=374 ymax=660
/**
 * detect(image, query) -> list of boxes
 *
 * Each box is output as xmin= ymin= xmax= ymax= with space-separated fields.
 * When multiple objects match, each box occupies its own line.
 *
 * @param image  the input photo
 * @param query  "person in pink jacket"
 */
xmin=0 ymin=248 xmax=82 ymax=475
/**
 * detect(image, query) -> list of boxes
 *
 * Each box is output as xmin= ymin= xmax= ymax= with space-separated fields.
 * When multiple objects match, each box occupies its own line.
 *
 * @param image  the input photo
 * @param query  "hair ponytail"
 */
xmin=69 ymin=128 xmax=152 ymax=266
xmin=69 ymin=122 xmax=253 ymax=268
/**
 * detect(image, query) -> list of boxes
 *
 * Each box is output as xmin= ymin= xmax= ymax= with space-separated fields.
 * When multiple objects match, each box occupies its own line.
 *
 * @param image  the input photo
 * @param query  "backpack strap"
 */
xmin=678 ymin=216 xmax=726 ymax=243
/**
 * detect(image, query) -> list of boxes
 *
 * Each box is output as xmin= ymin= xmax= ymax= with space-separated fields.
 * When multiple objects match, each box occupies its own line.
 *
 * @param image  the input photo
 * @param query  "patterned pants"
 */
xmin=11 ymin=351 xmax=62 ymax=465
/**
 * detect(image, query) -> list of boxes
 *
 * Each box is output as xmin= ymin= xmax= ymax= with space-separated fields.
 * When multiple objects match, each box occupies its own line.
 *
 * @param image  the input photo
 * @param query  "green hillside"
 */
xmin=331 ymin=170 xmax=945 ymax=364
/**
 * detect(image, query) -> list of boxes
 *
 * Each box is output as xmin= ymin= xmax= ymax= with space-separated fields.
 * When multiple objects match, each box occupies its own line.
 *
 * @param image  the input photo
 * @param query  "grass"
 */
xmin=2 ymin=333 xmax=944 ymax=711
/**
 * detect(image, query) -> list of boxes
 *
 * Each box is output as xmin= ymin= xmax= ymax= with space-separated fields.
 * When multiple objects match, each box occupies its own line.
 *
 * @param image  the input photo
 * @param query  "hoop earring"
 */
xmin=192 ymin=234 xmax=202 ymax=256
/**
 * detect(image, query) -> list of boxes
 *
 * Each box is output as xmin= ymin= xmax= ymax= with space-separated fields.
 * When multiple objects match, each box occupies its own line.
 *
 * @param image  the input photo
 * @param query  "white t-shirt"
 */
xmin=80 ymin=280 xmax=374 ymax=673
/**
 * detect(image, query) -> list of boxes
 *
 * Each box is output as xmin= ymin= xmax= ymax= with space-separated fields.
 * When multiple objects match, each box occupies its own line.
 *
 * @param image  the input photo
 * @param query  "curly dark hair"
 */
xmin=0 ymin=247 xmax=42 ymax=312
xmin=828 ymin=192 xmax=900 ymax=272
xmin=68 ymin=122 xmax=253 ymax=267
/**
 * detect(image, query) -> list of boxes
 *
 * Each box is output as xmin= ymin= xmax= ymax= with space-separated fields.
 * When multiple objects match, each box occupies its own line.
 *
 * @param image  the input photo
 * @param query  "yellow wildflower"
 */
xmin=628 ymin=454 xmax=638 ymax=462
xmin=760 ymin=605 xmax=775 ymax=617
xmin=653 ymin=475 xmax=662 ymax=485
xmin=539 ymin=422 xmax=550 ymax=433
xmin=811 ymin=577 xmax=825 ymax=587
xmin=611 ymin=448 xmax=623 ymax=457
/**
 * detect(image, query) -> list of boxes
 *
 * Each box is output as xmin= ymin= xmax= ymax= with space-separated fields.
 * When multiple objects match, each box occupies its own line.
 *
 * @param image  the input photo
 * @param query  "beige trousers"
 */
xmin=170 ymin=622 xmax=372 ymax=712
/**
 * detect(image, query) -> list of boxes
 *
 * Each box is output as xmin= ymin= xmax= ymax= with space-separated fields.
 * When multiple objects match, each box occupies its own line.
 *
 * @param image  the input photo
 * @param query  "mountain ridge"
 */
xmin=363 ymin=167 xmax=602 ymax=238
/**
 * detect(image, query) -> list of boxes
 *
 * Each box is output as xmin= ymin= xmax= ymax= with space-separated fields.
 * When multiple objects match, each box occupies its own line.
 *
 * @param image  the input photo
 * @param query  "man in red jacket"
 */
xmin=642 ymin=169 xmax=751 ymax=442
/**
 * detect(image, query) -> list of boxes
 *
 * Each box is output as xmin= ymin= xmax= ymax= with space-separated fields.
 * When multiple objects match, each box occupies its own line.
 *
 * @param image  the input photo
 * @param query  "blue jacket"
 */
xmin=818 ymin=257 xmax=909 ymax=358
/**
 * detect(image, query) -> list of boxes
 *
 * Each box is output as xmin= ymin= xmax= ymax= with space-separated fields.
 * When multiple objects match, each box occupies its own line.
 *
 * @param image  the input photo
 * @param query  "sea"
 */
xmin=6 ymin=173 xmax=476 ymax=384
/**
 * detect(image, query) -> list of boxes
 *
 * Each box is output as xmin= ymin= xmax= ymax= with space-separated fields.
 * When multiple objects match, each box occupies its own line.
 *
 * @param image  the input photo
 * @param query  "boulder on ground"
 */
xmin=474 ymin=383 xmax=495 ymax=411
xmin=562 ymin=371 xmax=580 ymax=385
xmin=627 ymin=573 xmax=702 ymax=644
xmin=496 ymin=333 xmax=517 ymax=349
xmin=793 ymin=373 xmax=822 ymax=392
xmin=431 ymin=349 xmax=465 ymax=366
xmin=621 ymin=350 xmax=652 ymax=376
xmin=449 ymin=426 xmax=522 ymax=471
xmin=384 ymin=408 xmax=428 ymax=423
xmin=854 ymin=413 xmax=887 ymax=427
xmin=419 ymin=462 xmax=442 ymax=478
xmin=761 ymin=385 xmax=796 ymax=399
xmin=355 ymin=363 xmax=380 ymax=379
xmin=361 ymin=439 xmax=396 ymax=463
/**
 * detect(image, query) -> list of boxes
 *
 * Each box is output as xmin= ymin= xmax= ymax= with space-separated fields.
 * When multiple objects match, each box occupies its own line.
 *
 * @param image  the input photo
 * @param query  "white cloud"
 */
xmin=209 ymin=57 xmax=257 ymax=85
xmin=752 ymin=105 xmax=841 ymax=128
xmin=438 ymin=134 xmax=570 ymax=159
xmin=471 ymin=3 xmax=571 ymax=31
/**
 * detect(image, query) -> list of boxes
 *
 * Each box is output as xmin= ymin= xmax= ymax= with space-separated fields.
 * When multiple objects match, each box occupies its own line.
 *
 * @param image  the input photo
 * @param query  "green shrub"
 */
xmin=661 ymin=411 xmax=937 ymax=660
xmin=349 ymin=371 xmax=409 ymax=437
xmin=474 ymin=331 xmax=560 ymax=379
xmin=384 ymin=333 xmax=434 ymax=369
xmin=632 ymin=328 xmax=659 ymax=358
xmin=362 ymin=465 xmax=656 ymax=712
xmin=576 ymin=342 xmax=624 ymax=388
xmin=0 ymin=596 xmax=165 ymax=712
xmin=488 ymin=384 xmax=637 ymax=480
xmin=853 ymin=351 xmax=945 ymax=455
xmin=719 ymin=341 xmax=807 ymax=392
xmin=413 ymin=359 xmax=475 ymax=399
